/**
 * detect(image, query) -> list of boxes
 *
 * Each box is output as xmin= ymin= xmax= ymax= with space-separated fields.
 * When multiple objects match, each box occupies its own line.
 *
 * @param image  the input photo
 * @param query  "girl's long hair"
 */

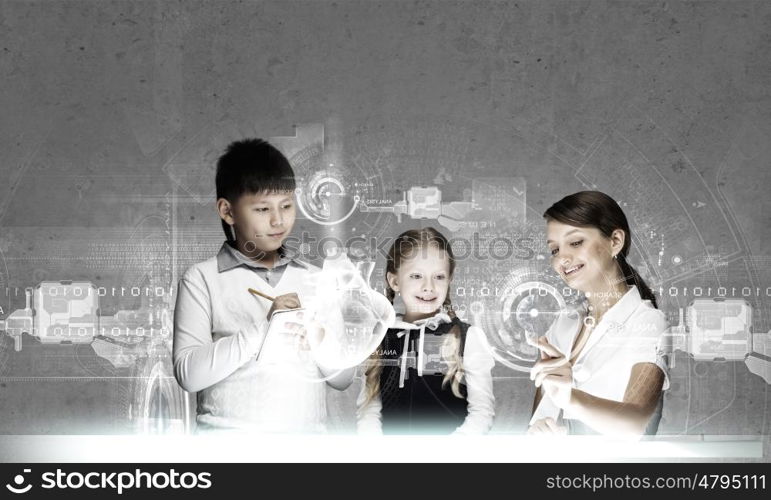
xmin=363 ymin=227 xmax=464 ymax=405
xmin=543 ymin=191 xmax=658 ymax=307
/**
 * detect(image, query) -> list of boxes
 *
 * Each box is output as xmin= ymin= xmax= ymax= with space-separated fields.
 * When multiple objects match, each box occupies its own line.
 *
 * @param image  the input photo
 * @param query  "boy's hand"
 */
xmin=283 ymin=311 xmax=325 ymax=352
xmin=267 ymin=293 xmax=301 ymax=321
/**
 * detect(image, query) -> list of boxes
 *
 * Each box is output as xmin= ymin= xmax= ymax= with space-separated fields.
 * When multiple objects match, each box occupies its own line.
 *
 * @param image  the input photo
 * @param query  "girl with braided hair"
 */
xmin=356 ymin=227 xmax=495 ymax=434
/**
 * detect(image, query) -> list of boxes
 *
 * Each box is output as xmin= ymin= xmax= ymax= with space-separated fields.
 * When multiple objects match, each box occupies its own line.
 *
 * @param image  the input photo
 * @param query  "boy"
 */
xmin=172 ymin=138 xmax=352 ymax=433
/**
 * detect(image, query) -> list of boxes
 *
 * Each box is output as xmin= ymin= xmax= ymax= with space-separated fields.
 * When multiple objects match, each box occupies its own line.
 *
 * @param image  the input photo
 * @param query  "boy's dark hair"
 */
xmin=215 ymin=138 xmax=296 ymax=243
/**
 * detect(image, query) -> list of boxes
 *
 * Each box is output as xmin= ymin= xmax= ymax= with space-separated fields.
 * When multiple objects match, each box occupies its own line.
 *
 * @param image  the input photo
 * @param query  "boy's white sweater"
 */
xmin=172 ymin=246 xmax=350 ymax=433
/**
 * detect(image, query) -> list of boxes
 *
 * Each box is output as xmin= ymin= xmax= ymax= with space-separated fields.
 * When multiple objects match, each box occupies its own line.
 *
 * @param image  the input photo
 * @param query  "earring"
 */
xmin=613 ymin=253 xmax=618 ymax=260
xmin=229 ymin=225 xmax=236 ymax=242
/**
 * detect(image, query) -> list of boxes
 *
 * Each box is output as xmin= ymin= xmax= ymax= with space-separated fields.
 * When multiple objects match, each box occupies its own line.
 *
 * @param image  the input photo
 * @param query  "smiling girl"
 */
xmin=356 ymin=228 xmax=495 ymax=434
xmin=529 ymin=191 xmax=669 ymax=437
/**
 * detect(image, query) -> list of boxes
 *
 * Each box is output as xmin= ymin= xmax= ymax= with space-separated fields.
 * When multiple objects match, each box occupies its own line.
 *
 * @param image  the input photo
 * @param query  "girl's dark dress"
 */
xmin=378 ymin=317 xmax=470 ymax=434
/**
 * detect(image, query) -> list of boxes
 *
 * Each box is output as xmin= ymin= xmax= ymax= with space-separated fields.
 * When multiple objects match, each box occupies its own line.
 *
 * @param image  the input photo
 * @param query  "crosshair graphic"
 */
xmin=472 ymin=265 xmax=574 ymax=373
xmin=295 ymin=173 xmax=361 ymax=226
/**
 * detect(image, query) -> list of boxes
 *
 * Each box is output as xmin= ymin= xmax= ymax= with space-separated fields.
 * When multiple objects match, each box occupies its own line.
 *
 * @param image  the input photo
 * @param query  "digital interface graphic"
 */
xmin=1 ymin=119 xmax=769 ymax=442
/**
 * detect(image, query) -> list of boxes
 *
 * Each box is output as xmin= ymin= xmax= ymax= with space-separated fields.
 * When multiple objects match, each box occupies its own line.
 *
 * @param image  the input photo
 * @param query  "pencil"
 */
xmin=248 ymin=288 xmax=276 ymax=302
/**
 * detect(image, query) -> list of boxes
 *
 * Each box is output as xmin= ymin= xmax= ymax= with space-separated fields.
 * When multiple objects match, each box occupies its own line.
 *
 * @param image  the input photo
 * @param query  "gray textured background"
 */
xmin=0 ymin=0 xmax=769 ymax=457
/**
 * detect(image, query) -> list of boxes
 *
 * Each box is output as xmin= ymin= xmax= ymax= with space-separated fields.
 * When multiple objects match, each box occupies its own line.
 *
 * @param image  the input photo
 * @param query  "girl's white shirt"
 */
xmin=356 ymin=311 xmax=496 ymax=435
xmin=530 ymin=285 xmax=670 ymax=424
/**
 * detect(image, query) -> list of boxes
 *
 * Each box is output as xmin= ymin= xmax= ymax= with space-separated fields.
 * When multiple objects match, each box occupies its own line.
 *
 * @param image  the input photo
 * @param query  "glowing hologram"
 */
xmin=1 ymin=281 xmax=171 ymax=351
xmin=358 ymin=179 xmax=525 ymax=233
xmin=687 ymin=298 xmax=752 ymax=361
xmin=35 ymin=281 xmax=99 ymax=345
xmin=295 ymin=184 xmax=360 ymax=226
xmin=0 ymin=278 xmax=189 ymax=431
xmin=273 ymin=124 xmax=370 ymax=227
xmin=502 ymin=281 xmax=566 ymax=347
xmin=474 ymin=266 xmax=571 ymax=373
xmin=304 ymin=251 xmax=395 ymax=370
xmin=130 ymin=338 xmax=190 ymax=435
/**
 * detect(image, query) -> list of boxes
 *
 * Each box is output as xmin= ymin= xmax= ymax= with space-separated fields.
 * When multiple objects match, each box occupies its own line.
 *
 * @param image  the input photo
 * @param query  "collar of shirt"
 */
xmin=597 ymin=284 xmax=643 ymax=325
xmin=392 ymin=311 xmax=453 ymax=331
xmin=216 ymin=241 xmax=305 ymax=273
xmin=572 ymin=285 xmax=643 ymax=364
